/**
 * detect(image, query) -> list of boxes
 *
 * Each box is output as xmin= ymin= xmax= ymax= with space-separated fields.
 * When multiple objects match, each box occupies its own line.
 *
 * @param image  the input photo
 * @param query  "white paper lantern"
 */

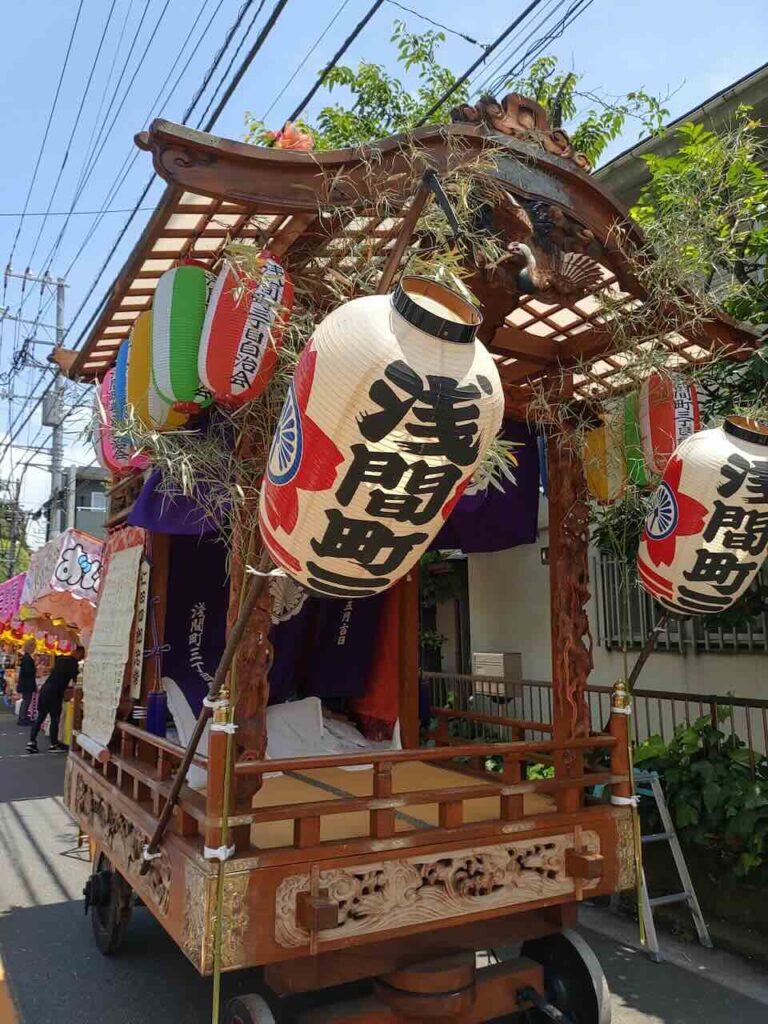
xmin=638 ymin=417 xmax=768 ymax=616
xmin=259 ymin=277 xmax=504 ymax=598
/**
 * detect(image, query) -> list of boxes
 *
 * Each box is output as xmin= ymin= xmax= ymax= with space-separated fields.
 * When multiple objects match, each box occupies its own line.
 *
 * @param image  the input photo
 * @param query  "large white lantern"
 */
xmin=259 ymin=277 xmax=504 ymax=598
xmin=638 ymin=417 xmax=768 ymax=615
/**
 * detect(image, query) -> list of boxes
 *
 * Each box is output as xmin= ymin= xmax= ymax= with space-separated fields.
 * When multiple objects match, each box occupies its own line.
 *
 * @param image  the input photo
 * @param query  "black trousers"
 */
xmin=18 ymin=691 xmax=36 ymax=724
xmin=30 ymin=687 xmax=63 ymax=746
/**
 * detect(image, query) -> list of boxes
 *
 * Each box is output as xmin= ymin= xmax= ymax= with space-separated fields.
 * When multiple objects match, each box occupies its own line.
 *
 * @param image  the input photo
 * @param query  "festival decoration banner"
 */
xmin=20 ymin=528 xmax=103 ymax=641
xmin=162 ymin=535 xmax=229 ymax=716
xmin=259 ymin=278 xmax=504 ymax=598
xmin=638 ymin=418 xmax=768 ymax=615
xmin=0 ymin=572 xmax=26 ymax=626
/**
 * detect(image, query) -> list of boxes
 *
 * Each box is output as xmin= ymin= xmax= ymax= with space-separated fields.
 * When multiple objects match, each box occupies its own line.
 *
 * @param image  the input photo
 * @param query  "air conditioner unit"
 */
xmin=471 ymin=652 xmax=522 ymax=698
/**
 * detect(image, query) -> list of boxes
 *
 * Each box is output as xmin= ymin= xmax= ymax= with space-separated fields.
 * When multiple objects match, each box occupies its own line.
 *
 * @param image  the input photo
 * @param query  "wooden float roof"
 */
xmin=67 ymin=107 xmax=759 ymax=406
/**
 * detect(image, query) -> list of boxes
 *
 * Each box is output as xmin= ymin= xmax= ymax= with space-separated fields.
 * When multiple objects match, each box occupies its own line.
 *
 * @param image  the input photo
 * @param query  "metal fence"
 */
xmin=425 ymin=671 xmax=768 ymax=758
xmin=593 ymin=555 xmax=768 ymax=653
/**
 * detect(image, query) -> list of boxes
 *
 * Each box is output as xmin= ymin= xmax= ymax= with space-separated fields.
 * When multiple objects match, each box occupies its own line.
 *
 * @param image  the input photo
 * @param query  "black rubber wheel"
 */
xmin=224 ymin=994 xmax=277 ymax=1024
xmin=521 ymin=930 xmax=611 ymax=1024
xmin=89 ymin=852 xmax=133 ymax=956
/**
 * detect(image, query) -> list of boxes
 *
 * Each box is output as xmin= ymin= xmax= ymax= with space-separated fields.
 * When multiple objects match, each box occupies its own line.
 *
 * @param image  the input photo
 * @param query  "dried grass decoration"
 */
xmin=199 ymin=252 xmax=293 ymax=406
xmin=259 ymin=276 xmax=504 ymax=598
xmin=127 ymin=310 xmax=188 ymax=432
xmin=151 ymin=264 xmax=214 ymax=414
xmin=638 ymin=417 xmax=768 ymax=615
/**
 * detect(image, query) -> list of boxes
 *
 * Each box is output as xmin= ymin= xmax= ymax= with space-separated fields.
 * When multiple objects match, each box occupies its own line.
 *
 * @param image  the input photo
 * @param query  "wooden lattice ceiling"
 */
xmin=63 ymin=104 xmax=759 ymax=410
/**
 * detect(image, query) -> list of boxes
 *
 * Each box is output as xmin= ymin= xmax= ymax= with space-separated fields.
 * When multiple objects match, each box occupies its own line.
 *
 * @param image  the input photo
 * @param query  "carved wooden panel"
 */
xmin=66 ymin=763 xmax=171 ymax=915
xmin=182 ymin=864 xmax=251 ymax=973
xmin=275 ymin=831 xmax=600 ymax=948
xmin=615 ymin=810 xmax=637 ymax=892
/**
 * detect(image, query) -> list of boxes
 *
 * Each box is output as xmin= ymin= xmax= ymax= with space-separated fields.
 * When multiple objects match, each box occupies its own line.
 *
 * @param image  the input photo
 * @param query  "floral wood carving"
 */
xmin=70 ymin=769 xmax=171 ymax=914
xmin=548 ymin=434 xmax=592 ymax=740
xmin=182 ymin=866 xmax=251 ymax=973
xmin=615 ymin=811 xmax=637 ymax=892
xmin=275 ymin=832 xmax=600 ymax=948
xmin=451 ymin=93 xmax=591 ymax=172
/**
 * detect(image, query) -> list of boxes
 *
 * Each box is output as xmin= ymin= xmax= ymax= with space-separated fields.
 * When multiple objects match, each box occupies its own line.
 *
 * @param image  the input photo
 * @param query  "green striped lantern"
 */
xmin=624 ymin=390 xmax=651 ymax=487
xmin=151 ymin=265 xmax=214 ymax=413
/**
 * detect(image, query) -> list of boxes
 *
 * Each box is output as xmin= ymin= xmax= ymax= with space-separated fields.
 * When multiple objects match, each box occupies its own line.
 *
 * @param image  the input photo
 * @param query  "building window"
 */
xmin=90 ymin=490 xmax=106 ymax=511
xmin=593 ymin=553 xmax=768 ymax=653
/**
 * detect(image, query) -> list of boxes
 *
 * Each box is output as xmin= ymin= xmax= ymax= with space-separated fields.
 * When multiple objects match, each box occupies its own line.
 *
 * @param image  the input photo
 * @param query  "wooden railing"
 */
xmin=71 ymin=720 xmax=624 ymax=860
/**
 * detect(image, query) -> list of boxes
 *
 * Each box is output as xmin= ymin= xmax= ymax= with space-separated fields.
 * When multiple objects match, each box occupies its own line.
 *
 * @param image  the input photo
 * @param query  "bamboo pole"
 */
xmin=139 ymin=549 xmax=271 ymax=875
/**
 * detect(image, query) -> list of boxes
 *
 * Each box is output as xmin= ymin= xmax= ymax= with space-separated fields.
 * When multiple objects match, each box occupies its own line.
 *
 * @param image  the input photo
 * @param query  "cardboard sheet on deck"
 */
xmin=250 ymin=761 xmax=555 ymax=850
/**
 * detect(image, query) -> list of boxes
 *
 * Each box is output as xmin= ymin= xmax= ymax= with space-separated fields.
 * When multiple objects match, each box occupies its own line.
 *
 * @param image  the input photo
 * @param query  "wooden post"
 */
xmin=547 ymin=432 xmax=592 ymax=813
xmin=608 ymin=680 xmax=632 ymax=803
xmin=398 ymin=569 xmax=421 ymax=750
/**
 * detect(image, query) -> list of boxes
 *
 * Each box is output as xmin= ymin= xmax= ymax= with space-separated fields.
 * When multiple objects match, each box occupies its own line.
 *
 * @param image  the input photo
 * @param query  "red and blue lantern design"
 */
xmin=259 ymin=277 xmax=504 ymax=598
xmin=638 ymin=418 xmax=768 ymax=615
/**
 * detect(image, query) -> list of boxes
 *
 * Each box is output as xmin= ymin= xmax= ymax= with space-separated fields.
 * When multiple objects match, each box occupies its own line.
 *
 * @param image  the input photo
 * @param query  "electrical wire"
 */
xmin=4 ymin=0 xmax=85 ymax=274
xmin=286 ymin=0 xmax=385 ymax=124
xmin=412 ymin=0 xmax=550 ymax=126
xmin=194 ymin=0 xmax=267 ymax=129
xmin=260 ymin=0 xmax=353 ymax=123
xmin=470 ymin=0 xmax=564 ymax=96
xmin=24 ymin=0 xmax=120 ymax=270
xmin=384 ymin=0 xmax=489 ymax=49
xmin=0 ymin=207 xmax=158 ymax=219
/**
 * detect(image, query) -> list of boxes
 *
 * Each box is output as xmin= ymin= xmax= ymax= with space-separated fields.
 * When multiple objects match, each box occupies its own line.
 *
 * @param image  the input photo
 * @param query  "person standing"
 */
xmin=26 ymin=646 xmax=84 ymax=753
xmin=16 ymin=639 xmax=38 ymax=726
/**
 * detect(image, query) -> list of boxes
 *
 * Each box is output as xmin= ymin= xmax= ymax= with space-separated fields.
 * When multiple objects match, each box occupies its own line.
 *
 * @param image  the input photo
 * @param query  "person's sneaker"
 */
xmin=49 ymin=743 xmax=67 ymax=752
xmin=26 ymin=741 xmax=38 ymax=754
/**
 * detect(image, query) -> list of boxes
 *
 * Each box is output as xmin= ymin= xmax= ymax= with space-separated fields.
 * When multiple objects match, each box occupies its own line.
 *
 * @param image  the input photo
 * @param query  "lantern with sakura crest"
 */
xmin=198 ymin=253 xmax=293 ymax=406
xmin=259 ymin=277 xmax=504 ymax=598
xmin=151 ymin=264 xmax=213 ymax=414
xmin=638 ymin=418 xmax=768 ymax=615
xmin=639 ymin=372 xmax=700 ymax=477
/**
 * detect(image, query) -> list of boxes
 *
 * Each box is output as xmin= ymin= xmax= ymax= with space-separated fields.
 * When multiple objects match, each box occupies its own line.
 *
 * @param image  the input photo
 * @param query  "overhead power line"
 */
xmin=4 ymin=0 xmax=85 ymax=272
xmin=194 ymin=0 xmax=267 ymax=130
xmin=286 ymin=0 xmax=385 ymax=124
xmin=384 ymin=0 xmax=489 ymax=49
xmin=413 ymin=0 xmax=550 ymax=126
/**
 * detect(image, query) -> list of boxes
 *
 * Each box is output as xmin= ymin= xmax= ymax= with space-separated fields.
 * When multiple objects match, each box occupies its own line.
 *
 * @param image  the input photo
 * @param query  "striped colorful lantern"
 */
xmin=96 ymin=367 xmax=148 ymax=475
xmin=127 ymin=310 xmax=188 ymax=432
xmin=151 ymin=265 xmax=213 ymax=413
xmin=638 ymin=417 xmax=768 ymax=616
xmin=199 ymin=253 xmax=293 ymax=406
xmin=584 ymin=413 xmax=626 ymax=502
xmin=113 ymin=341 xmax=149 ymax=470
xmin=259 ymin=277 xmax=504 ymax=598
xmin=639 ymin=372 xmax=700 ymax=477
xmin=624 ymin=390 xmax=651 ymax=487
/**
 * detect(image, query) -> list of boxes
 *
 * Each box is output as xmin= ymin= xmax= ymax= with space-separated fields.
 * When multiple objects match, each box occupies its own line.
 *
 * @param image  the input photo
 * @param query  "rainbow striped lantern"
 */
xmin=108 ymin=343 xmax=149 ymax=472
xmin=259 ymin=277 xmax=504 ymax=598
xmin=639 ymin=372 xmax=700 ymax=477
xmin=624 ymin=390 xmax=651 ymax=487
xmin=151 ymin=265 xmax=213 ymax=414
xmin=199 ymin=253 xmax=293 ymax=406
xmin=127 ymin=310 xmax=188 ymax=432
xmin=584 ymin=413 xmax=627 ymax=502
xmin=638 ymin=417 xmax=768 ymax=616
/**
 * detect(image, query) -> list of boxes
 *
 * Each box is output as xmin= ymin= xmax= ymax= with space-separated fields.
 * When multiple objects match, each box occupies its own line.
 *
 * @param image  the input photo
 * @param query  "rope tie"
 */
xmin=204 ymin=844 xmax=235 ymax=862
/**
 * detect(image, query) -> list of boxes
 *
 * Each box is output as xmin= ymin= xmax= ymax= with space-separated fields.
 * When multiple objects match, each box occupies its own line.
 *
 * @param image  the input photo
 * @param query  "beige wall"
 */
xmin=466 ymin=508 xmax=768 ymax=703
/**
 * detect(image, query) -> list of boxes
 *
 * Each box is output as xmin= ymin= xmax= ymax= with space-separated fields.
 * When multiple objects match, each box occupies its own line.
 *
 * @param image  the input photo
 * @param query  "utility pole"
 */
xmin=50 ymin=277 xmax=66 ymax=537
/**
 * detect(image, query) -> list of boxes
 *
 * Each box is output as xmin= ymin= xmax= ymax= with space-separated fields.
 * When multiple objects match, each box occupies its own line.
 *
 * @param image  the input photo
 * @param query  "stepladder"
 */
xmin=632 ymin=770 xmax=712 ymax=962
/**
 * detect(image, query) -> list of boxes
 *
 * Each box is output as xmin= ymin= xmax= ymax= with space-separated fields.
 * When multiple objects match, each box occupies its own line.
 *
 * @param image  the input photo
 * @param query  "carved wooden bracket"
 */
xmin=451 ymin=93 xmax=591 ymax=172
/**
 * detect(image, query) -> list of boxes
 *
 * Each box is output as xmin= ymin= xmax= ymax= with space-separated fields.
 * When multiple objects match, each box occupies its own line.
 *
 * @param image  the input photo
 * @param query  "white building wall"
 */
xmin=466 ymin=505 xmax=768 ymax=703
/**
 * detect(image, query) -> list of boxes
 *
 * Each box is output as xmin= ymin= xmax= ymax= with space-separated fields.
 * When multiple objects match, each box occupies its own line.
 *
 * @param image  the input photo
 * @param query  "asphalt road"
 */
xmin=0 ymin=706 xmax=766 ymax=1024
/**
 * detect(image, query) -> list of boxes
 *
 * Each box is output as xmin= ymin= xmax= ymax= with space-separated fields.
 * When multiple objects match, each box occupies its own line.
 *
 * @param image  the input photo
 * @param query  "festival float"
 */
xmin=49 ymin=94 xmax=764 ymax=1023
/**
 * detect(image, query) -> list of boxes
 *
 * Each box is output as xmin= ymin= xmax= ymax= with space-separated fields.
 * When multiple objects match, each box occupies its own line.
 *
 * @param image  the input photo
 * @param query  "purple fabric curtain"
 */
xmin=128 ymin=468 xmax=224 ymax=536
xmin=162 ymin=534 xmax=229 ymax=715
xmin=268 ymin=591 xmax=384 ymax=705
xmin=432 ymin=420 xmax=540 ymax=553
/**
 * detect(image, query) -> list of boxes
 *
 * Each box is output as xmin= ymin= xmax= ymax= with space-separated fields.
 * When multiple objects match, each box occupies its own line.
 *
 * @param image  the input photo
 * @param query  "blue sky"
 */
xmin=0 ymin=0 xmax=766 ymax=539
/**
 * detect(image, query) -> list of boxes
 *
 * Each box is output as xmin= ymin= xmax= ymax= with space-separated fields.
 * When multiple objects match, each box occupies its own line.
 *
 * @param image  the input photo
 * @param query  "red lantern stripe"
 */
xmin=199 ymin=254 xmax=293 ymax=406
xmin=637 ymin=557 xmax=673 ymax=596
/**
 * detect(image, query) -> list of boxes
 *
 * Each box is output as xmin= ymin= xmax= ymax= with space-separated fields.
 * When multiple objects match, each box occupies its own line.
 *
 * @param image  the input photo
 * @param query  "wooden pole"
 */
xmin=375 ymin=182 xmax=430 ymax=295
xmin=139 ymin=551 xmax=271 ymax=874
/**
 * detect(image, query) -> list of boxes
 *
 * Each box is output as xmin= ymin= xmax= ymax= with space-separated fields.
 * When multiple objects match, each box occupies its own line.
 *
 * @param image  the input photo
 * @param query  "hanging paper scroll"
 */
xmin=199 ymin=254 xmax=293 ymax=406
xmin=259 ymin=277 xmax=504 ymax=598
xmin=639 ymin=372 xmax=700 ymax=476
xmin=638 ymin=418 xmax=768 ymax=615
xmin=81 ymin=544 xmax=144 ymax=746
